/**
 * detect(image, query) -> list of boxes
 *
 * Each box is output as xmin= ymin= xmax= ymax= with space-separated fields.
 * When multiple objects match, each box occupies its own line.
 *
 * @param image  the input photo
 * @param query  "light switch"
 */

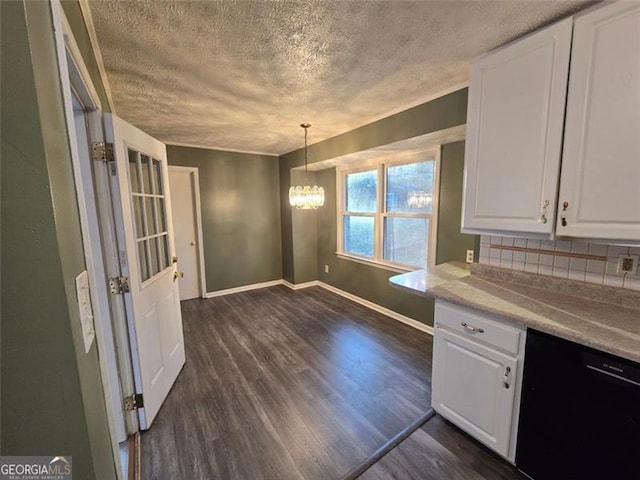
xmin=75 ymin=270 xmax=95 ymax=353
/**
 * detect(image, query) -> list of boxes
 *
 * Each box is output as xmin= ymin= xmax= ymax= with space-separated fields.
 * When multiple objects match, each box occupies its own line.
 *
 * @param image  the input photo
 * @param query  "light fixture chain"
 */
xmin=304 ymin=125 xmax=309 ymax=173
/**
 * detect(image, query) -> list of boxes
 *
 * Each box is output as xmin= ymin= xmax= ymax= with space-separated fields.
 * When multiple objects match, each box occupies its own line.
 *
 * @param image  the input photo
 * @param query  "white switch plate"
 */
xmin=324 ymin=264 xmax=329 ymax=274
xmin=75 ymin=270 xmax=95 ymax=353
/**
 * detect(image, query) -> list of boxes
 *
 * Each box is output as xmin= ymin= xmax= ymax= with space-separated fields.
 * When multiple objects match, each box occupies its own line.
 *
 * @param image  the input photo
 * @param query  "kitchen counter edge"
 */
xmin=390 ymin=263 xmax=640 ymax=363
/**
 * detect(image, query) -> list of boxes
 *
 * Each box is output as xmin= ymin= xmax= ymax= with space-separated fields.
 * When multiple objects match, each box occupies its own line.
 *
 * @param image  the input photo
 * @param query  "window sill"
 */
xmin=335 ymin=252 xmax=415 ymax=274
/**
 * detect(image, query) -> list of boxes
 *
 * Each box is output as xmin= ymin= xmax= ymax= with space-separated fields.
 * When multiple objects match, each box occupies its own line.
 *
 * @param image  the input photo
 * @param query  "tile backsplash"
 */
xmin=479 ymin=235 xmax=640 ymax=291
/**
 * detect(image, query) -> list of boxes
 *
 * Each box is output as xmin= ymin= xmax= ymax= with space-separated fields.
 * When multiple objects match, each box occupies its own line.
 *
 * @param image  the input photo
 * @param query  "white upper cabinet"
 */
xmin=556 ymin=2 xmax=640 ymax=241
xmin=462 ymin=18 xmax=573 ymax=236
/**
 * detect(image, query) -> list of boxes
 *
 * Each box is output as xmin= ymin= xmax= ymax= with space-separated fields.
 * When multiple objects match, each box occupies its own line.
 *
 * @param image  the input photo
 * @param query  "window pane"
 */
xmin=138 ymin=241 xmax=149 ymax=281
xmin=386 ymin=161 xmax=434 ymax=213
xmin=141 ymin=155 xmax=151 ymax=194
xmin=346 ymin=170 xmax=377 ymax=212
xmin=158 ymin=234 xmax=169 ymax=270
xmin=133 ymin=196 xmax=145 ymax=238
xmin=157 ymin=198 xmax=167 ymax=232
xmin=128 ymin=149 xmax=140 ymax=193
xmin=151 ymin=158 xmax=162 ymax=194
xmin=344 ymin=215 xmax=374 ymax=257
xmin=145 ymin=197 xmax=157 ymax=235
xmin=149 ymin=237 xmax=159 ymax=276
xmin=383 ymin=217 xmax=428 ymax=268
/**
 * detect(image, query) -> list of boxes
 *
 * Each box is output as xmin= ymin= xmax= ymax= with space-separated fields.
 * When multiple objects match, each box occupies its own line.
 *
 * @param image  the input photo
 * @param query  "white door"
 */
xmin=461 ymin=18 xmax=572 ymax=236
xmin=432 ymin=328 xmax=517 ymax=458
xmin=556 ymin=2 xmax=640 ymax=241
xmin=169 ymin=166 xmax=204 ymax=300
xmin=105 ymin=113 xmax=186 ymax=429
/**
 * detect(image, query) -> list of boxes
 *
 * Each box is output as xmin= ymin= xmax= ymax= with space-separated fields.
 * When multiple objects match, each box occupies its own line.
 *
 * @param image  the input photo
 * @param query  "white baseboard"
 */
xmin=204 ymin=279 xmax=283 ymax=298
xmin=317 ymin=282 xmax=434 ymax=335
xmin=205 ymin=278 xmax=433 ymax=335
xmin=282 ymin=280 xmax=320 ymax=290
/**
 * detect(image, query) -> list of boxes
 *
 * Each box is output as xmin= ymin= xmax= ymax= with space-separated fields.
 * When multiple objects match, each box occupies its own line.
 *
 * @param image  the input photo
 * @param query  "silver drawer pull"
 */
xmin=461 ymin=322 xmax=484 ymax=333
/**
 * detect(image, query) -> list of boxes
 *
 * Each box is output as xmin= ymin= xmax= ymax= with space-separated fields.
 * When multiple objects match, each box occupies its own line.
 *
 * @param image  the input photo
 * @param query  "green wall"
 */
xmin=167 ymin=146 xmax=282 ymax=292
xmin=279 ymin=158 xmax=296 ymax=282
xmin=436 ymin=141 xmax=476 ymax=265
xmin=1 ymin=2 xmax=116 ymax=479
xmin=280 ymin=89 xmax=469 ymax=284
xmin=282 ymin=89 xmax=468 ymax=167
xmin=315 ymin=142 xmax=475 ymax=326
xmin=289 ymin=169 xmax=319 ymax=284
xmin=280 ymin=88 xmax=475 ymax=326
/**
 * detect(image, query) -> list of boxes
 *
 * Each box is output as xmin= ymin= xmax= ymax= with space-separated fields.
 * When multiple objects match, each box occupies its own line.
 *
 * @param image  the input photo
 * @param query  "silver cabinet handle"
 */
xmin=561 ymin=201 xmax=569 ymax=227
xmin=504 ymin=366 xmax=512 ymax=389
xmin=539 ymin=199 xmax=550 ymax=224
xmin=461 ymin=322 xmax=484 ymax=334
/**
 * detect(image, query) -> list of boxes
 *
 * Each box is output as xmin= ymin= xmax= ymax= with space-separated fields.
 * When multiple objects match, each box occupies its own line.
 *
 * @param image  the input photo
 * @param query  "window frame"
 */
xmin=336 ymin=147 xmax=441 ymax=272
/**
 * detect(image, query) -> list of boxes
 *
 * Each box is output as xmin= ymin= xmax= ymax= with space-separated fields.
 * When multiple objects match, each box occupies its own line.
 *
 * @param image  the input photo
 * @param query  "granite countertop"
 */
xmin=390 ymin=263 xmax=640 ymax=363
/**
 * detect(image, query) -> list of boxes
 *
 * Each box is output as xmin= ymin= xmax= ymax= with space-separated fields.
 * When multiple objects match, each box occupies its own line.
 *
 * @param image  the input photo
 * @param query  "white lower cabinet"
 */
xmin=432 ymin=301 xmax=526 ymax=462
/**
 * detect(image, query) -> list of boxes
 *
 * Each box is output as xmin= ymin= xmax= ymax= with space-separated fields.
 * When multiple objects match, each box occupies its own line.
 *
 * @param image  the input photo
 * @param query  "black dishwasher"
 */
xmin=516 ymin=329 xmax=640 ymax=479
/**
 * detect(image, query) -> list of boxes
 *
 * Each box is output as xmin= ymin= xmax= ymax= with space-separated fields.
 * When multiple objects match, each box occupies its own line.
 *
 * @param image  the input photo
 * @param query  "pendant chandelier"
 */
xmin=289 ymin=123 xmax=325 ymax=210
xmin=407 ymin=190 xmax=432 ymax=208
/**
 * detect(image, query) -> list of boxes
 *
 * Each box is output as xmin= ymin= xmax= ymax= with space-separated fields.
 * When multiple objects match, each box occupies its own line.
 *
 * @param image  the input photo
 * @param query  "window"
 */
xmin=338 ymin=149 xmax=439 ymax=270
xmin=128 ymin=148 xmax=171 ymax=283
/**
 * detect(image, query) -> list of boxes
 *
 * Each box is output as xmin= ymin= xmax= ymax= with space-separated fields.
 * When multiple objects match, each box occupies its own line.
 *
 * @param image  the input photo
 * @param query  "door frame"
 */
xmin=52 ymin=0 xmax=138 ymax=466
xmin=168 ymin=165 xmax=207 ymax=298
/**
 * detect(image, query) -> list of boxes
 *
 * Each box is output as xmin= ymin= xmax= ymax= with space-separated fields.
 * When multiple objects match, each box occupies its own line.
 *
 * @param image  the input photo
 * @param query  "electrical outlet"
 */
xmin=617 ymin=254 xmax=639 ymax=276
xmin=466 ymin=250 xmax=474 ymax=264
xmin=324 ymin=264 xmax=329 ymax=274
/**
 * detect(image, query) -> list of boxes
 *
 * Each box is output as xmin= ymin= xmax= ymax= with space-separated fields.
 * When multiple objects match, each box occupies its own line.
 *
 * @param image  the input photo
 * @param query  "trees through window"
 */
xmin=339 ymin=150 xmax=439 ymax=270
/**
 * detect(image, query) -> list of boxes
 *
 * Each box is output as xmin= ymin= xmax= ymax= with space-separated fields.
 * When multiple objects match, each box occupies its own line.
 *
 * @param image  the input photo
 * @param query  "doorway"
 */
xmin=60 ymin=41 xmax=133 ymax=480
xmin=168 ymin=166 xmax=206 ymax=300
xmin=53 ymin=2 xmax=185 ymax=477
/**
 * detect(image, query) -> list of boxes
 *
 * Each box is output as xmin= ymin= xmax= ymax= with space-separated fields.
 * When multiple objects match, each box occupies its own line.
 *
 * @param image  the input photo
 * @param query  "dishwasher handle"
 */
xmin=583 ymin=352 xmax=640 ymax=388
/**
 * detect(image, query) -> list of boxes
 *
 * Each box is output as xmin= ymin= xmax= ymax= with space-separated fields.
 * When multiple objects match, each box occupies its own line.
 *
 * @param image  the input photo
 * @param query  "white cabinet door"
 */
xmin=556 ymin=2 xmax=640 ymax=241
xmin=432 ymin=327 xmax=518 ymax=458
xmin=462 ymin=18 xmax=572 ymax=235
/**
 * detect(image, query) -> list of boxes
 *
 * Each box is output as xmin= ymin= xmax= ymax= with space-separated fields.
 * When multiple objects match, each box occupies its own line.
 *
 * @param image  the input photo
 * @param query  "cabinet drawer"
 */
xmin=435 ymin=301 xmax=522 ymax=356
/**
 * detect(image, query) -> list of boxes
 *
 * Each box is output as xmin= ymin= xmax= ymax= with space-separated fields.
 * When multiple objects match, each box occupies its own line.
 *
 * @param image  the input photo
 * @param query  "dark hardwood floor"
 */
xmin=361 ymin=416 xmax=524 ymax=480
xmin=141 ymin=286 xmax=523 ymax=479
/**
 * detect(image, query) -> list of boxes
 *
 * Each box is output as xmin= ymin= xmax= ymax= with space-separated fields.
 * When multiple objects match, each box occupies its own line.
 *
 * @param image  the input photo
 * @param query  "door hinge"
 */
xmin=92 ymin=142 xmax=114 ymax=163
xmin=124 ymin=393 xmax=144 ymax=411
xmin=109 ymin=276 xmax=130 ymax=294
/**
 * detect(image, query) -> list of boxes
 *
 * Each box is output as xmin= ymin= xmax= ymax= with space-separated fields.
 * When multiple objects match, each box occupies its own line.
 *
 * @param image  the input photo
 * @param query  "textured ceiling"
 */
xmin=88 ymin=0 xmax=592 ymax=155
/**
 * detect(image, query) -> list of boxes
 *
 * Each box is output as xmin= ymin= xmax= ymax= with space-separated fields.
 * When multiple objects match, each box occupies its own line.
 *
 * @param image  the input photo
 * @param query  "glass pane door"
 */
xmin=128 ymin=149 xmax=170 ymax=283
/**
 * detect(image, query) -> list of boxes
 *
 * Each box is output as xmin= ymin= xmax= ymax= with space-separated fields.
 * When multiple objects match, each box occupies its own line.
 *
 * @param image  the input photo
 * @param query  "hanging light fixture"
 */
xmin=289 ymin=123 xmax=325 ymax=210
